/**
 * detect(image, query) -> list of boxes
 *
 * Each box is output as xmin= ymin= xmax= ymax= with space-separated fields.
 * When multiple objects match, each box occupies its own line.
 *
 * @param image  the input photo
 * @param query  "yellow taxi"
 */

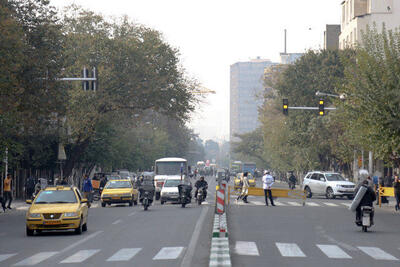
xmin=25 ymin=186 xmax=89 ymax=236
xmin=247 ymin=173 xmax=256 ymax=187
xmin=101 ymin=179 xmax=138 ymax=207
xmin=234 ymin=173 xmax=256 ymax=189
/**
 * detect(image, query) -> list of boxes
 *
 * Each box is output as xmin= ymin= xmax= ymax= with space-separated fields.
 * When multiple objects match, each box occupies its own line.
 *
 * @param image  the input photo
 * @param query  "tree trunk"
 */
xmin=63 ymin=138 xmax=91 ymax=179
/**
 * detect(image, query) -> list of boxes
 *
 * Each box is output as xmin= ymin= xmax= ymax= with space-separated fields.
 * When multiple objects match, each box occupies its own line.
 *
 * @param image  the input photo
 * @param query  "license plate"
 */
xmin=44 ymin=220 xmax=61 ymax=225
xmin=112 ymin=197 xmax=120 ymax=200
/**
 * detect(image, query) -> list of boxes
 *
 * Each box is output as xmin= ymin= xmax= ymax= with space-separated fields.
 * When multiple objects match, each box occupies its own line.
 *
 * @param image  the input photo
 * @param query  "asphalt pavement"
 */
xmin=228 ymin=178 xmax=400 ymax=267
xmin=0 ymin=176 xmax=218 ymax=267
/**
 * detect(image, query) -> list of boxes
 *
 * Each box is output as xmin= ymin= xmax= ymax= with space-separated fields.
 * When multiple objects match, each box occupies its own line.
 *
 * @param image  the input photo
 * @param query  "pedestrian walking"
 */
xmin=262 ymin=170 xmax=275 ymax=206
xmin=393 ymin=174 xmax=400 ymax=211
xmin=82 ymin=174 xmax=93 ymax=208
xmin=4 ymin=174 xmax=13 ymax=209
xmin=241 ymin=172 xmax=249 ymax=203
xmin=26 ymin=176 xmax=35 ymax=200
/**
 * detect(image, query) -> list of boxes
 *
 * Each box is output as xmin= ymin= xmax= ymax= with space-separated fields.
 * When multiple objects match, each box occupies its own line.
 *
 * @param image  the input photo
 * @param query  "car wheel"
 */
xmin=305 ymin=187 xmax=312 ymax=198
xmin=101 ymin=202 xmax=106 ymax=207
xmin=75 ymin=219 xmax=83 ymax=235
xmin=326 ymin=188 xmax=335 ymax=199
xmin=107 ymin=202 xmax=111 ymax=206
xmin=133 ymin=200 xmax=138 ymax=205
xmin=26 ymin=227 xmax=34 ymax=236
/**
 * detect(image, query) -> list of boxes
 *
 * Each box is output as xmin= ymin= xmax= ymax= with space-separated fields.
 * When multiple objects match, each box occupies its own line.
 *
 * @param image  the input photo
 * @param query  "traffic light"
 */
xmin=82 ymin=67 xmax=89 ymax=91
xmin=283 ymin=99 xmax=288 ymax=116
xmin=319 ymin=99 xmax=324 ymax=116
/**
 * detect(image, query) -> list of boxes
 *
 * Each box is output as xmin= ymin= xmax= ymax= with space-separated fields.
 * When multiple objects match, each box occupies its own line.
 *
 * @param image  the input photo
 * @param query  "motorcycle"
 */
xmin=142 ymin=191 xmax=151 ymax=211
xmin=357 ymin=206 xmax=374 ymax=232
xmin=197 ymin=187 xmax=206 ymax=205
xmin=178 ymin=184 xmax=192 ymax=208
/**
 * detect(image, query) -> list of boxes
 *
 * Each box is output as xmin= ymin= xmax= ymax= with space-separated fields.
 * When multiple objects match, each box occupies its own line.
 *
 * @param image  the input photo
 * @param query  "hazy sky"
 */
xmin=51 ymin=0 xmax=342 ymax=141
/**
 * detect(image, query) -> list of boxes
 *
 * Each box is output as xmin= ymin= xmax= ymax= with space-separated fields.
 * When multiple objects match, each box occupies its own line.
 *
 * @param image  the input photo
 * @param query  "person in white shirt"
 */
xmin=262 ymin=170 xmax=275 ymax=206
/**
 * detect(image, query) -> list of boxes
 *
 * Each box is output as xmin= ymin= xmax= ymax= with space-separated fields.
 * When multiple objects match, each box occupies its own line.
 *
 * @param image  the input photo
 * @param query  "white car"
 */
xmin=160 ymin=179 xmax=182 ymax=204
xmin=303 ymin=171 xmax=355 ymax=199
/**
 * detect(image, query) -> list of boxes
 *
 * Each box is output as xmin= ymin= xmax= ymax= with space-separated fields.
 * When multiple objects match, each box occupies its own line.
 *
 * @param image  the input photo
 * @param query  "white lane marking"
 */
xmin=341 ymin=202 xmax=351 ymax=207
xmin=252 ymin=201 xmax=264 ymax=206
xmin=317 ymin=244 xmax=352 ymax=259
xmin=276 ymin=243 xmax=306 ymax=257
xmin=0 ymin=254 xmax=16 ymax=262
xmin=128 ymin=211 xmax=136 ymax=216
xmin=323 ymin=202 xmax=339 ymax=207
xmin=234 ymin=241 xmax=259 ymax=256
xmin=305 ymin=202 xmax=320 ymax=206
xmin=59 ymin=230 xmax=103 ymax=254
xmin=273 ymin=201 xmax=286 ymax=206
xmin=106 ymin=248 xmax=142 ymax=262
xmin=181 ymin=206 xmax=209 ymax=267
xmin=153 ymin=247 xmax=185 ymax=260
xmin=287 ymin=202 xmax=302 ymax=206
xmin=14 ymin=252 xmax=58 ymax=266
xmin=358 ymin=246 xmax=398 ymax=261
xmin=60 ymin=249 xmax=100 ymax=263
xmin=112 ymin=219 xmax=122 ymax=225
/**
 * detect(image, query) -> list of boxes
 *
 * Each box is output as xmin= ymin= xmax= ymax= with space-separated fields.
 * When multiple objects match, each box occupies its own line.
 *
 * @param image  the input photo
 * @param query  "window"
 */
xmin=311 ymin=173 xmax=319 ymax=180
xmin=318 ymin=174 xmax=326 ymax=181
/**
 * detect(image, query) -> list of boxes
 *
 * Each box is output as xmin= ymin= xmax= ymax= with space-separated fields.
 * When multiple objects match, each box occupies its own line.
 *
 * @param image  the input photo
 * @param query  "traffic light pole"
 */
xmin=288 ymin=107 xmax=336 ymax=110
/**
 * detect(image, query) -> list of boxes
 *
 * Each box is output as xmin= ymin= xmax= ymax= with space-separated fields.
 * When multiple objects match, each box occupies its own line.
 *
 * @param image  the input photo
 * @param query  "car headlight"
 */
xmin=64 ymin=212 xmax=78 ymax=217
xmin=29 ymin=213 xmax=41 ymax=218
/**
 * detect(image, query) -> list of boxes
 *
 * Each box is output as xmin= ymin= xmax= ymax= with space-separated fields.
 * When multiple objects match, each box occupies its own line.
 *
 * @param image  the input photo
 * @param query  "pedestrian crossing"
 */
xmin=0 ymin=246 xmax=185 ymax=265
xmin=234 ymin=241 xmax=400 ymax=261
xmin=233 ymin=199 xmax=352 ymax=208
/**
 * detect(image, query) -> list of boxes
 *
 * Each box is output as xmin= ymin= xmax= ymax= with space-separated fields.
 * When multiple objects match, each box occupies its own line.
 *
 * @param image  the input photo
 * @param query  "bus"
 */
xmin=243 ymin=162 xmax=256 ymax=176
xmin=154 ymin=157 xmax=188 ymax=200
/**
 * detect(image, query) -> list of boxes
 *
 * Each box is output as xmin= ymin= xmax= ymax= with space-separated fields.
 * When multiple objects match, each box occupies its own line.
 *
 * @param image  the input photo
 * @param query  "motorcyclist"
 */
xmin=194 ymin=176 xmax=208 ymax=200
xmin=355 ymin=179 xmax=376 ymax=225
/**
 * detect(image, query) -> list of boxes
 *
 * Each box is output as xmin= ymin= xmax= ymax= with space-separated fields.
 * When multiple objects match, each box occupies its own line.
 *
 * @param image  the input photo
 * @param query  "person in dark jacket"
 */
xmin=355 ymin=180 xmax=376 ymax=225
xmin=194 ymin=176 xmax=208 ymax=200
xmin=393 ymin=174 xmax=400 ymax=211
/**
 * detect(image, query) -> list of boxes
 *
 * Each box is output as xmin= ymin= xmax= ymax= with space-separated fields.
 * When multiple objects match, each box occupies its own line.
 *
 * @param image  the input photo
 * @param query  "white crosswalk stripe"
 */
xmin=273 ymin=201 xmax=286 ymax=206
xmin=14 ymin=252 xmax=58 ymax=266
xmin=153 ymin=247 xmax=185 ymax=260
xmin=106 ymin=248 xmax=142 ymax=262
xmin=234 ymin=241 xmax=260 ymax=256
xmin=305 ymin=202 xmax=320 ymax=206
xmin=317 ymin=244 xmax=352 ymax=259
xmin=287 ymin=201 xmax=302 ymax=206
xmin=276 ymin=243 xmax=306 ymax=257
xmin=60 ymin=249 xmax=100 ymax=263
xmin=357 ymin=246 xmax=398 ymax=261
xmin=341 ymin=202 xmax=351 ymax=207
xmin=0 ymin=254 xmax=16 ymax=263
xmin=323 ymin=202 xmax=339 ymax=207
xmin=252 ymin=201 xmax=264 ymax=205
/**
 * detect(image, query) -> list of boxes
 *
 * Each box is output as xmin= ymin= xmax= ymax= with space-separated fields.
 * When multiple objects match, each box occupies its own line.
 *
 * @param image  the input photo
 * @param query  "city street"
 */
xmin=0 ymin=177 xmax=217 ymax=267
xmin=228 ymin=181 xmax=400 ymax=267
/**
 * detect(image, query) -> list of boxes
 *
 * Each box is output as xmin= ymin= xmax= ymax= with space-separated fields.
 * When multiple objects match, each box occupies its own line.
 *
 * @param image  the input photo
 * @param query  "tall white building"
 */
xmin=230 ymin=58 xmax=277 ymax=141
xmin=339 ymin=0 xmax=400 ymax=49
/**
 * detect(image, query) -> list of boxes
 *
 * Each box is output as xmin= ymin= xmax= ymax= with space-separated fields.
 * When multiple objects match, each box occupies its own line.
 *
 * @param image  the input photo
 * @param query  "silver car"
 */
xmin=303 ymin=171 xmax=355 ymax=199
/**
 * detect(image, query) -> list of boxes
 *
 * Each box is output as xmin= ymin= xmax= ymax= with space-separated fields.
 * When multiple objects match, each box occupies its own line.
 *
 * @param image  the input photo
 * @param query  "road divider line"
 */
xmin=0 ymin=254 xmax=17 ymax=263
xmin=181 ymin=206 xmax=209 ymax=267
xmin=112 ymin=219 xmax=122 ymax=225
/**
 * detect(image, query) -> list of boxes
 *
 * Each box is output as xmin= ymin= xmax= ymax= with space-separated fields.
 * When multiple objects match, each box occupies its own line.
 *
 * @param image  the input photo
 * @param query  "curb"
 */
xmin=209 ymin=213 xmax=231 ymax=267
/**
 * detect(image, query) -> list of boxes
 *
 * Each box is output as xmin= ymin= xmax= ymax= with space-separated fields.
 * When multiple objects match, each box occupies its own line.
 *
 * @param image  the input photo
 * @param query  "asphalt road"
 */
xmin=0 ymin=176 xmax=217 ymax=267
xmin=228 ymin=178 xmax=400 ymax=267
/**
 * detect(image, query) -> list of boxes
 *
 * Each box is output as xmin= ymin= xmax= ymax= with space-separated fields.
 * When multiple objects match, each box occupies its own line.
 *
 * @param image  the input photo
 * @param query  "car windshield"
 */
xmin=35 ymin=190 xmax=77 ymax=204
xmin=156 ymin=162 xmax=186 ymax=175
xmin=106 ymin=180 xmax=132 ymax=189
xmin=163 ymin=180 xmax=181 ymax=187
xmin=325 ymin=174 xmax=346 ymax=181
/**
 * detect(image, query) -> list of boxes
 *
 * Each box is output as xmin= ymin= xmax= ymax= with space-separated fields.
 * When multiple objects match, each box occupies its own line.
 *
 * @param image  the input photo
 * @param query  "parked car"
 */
xmin=302 ymin=171 xmax=355 ymax=199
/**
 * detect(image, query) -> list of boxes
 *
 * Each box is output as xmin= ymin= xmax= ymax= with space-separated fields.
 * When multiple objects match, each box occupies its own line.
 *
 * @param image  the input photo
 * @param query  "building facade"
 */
xmin=324 ymin=24 xmax=341 ymax=50
xmin=339 ymin=0 xmax=400 ymax=49
xmin=230 ymin=58 xmax=276 ymax=141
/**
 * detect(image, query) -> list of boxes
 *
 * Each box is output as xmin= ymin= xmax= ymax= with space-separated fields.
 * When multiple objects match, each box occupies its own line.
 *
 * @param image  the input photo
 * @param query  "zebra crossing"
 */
xmin=233 ymin=199 xmax=352 ymax=208
xmin=234 ymin=241 xmax=399 ymax=261
xmin=0 ymin=246 xmax=185 ymax=265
